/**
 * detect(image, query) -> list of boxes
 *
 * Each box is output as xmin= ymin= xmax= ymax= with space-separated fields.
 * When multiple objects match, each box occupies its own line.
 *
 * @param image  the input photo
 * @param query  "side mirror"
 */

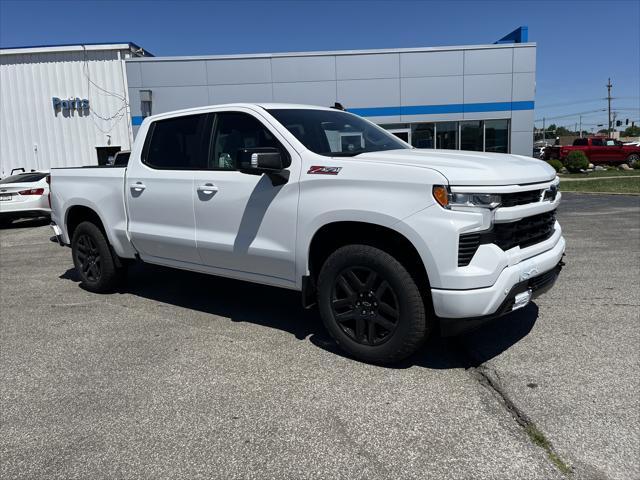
xmin=238 ymin=148 xmax=284 ymax=172
xmin=237 ymin=147 xmax=289 ymax=186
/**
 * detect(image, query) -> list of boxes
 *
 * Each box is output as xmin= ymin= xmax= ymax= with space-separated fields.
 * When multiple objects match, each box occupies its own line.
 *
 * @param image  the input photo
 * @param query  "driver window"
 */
xmin=209 ymin=112 xmax=282 ymax=170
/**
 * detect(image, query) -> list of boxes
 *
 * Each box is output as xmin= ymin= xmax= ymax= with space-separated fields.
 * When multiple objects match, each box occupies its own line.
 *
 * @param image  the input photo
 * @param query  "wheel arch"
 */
xmin=65 ymin=205 xmax=108 ymax=241
xmin=307 ymin=221 xmax=432 ymax=294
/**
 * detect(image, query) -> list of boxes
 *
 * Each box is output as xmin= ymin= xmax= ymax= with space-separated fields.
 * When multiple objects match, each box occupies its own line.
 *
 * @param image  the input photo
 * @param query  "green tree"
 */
xmin=622 ymin=125 xmax=640 ymax=137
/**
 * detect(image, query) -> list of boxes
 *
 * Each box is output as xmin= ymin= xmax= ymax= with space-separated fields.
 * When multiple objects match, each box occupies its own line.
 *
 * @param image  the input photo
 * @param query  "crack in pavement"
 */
xmin=447 ymin=338 xmax=577 ymax=478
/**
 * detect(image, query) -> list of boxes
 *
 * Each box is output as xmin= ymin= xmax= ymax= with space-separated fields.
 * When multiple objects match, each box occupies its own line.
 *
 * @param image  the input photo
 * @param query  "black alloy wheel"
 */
xmin=71 ymin=221 xmax=125 ymax=293
xmin=331 ymin=266 xmax=400 ymax=346
xmin=317 ymin=244 xmax=429 ymax=364
xmin=75 ymin=233 xmax=102 ymax=283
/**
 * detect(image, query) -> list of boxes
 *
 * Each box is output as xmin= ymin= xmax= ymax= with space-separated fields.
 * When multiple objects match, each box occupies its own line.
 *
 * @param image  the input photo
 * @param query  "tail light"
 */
xmin=18 ymin=188 xmax=45 ymax=196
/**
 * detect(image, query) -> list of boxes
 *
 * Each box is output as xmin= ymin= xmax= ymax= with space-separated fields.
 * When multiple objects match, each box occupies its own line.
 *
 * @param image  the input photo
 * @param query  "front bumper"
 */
xmin=433 ymin=234 xmax=565 ymax=333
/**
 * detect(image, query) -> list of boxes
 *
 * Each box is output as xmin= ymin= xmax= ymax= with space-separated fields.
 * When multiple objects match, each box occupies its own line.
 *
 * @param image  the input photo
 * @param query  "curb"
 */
xmin=561 ymin=191 xmax=640 ymax=196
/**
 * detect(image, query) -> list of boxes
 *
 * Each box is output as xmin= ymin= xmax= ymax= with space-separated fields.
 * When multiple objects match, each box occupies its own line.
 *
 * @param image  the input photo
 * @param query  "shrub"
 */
xmin=633 ymin=161 xmax=640 ymax=170
xmin=565 ymin=151 xmax=589 ymax=173
xmin=546 ymin=159 xmax=563 ymax=172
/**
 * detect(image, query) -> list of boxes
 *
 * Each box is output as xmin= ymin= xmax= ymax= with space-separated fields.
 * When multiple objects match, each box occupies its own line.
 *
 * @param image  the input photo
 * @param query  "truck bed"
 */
xmin=49 ymin=166 xmax=136 ymax=258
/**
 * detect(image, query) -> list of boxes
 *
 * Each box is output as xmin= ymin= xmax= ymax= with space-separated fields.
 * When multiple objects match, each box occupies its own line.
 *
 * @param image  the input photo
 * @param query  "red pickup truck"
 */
xmin=544 ymin=137 xmax=640 ymax=166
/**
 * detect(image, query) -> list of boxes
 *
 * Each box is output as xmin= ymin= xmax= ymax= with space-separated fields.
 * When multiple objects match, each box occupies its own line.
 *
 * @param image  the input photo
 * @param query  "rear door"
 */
xmin=588 ymin=138 xmax=607 ymax=163
xmin=126 ymin=113 xmax=210 ymax=264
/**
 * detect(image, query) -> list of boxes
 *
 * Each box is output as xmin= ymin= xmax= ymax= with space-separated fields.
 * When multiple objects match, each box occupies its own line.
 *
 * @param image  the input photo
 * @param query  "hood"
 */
xmin=352 ymin=149 xmax=556 ymax=186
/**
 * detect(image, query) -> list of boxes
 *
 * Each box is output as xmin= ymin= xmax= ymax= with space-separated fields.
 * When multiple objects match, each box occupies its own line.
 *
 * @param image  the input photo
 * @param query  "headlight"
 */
xmin=432 ymin=185 xmax=501 ymax=210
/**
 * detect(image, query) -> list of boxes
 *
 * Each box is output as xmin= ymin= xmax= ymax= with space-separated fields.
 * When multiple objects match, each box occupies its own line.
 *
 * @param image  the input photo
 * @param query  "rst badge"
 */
xmin=308 ymin=166 xmax=342 ymax=175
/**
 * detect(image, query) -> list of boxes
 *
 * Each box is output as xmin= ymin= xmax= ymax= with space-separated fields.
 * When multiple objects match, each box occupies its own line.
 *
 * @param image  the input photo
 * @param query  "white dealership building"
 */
xmin=0 ymin=28 xmax=535 ymax=176
xmin=0 ymin=43 xmax=149 ymax=176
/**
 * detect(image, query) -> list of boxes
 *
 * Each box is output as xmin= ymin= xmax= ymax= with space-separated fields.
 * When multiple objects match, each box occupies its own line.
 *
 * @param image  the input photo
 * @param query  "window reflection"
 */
xmin=460 ymin=121 xmax=483 ymax=151
xmin=485 ymin=119 xmax=509 ymax=153
xmin=435 ymin=122 xmax=458 ymax=149
xmin=411 ymin=123 xmax=434 ymax=148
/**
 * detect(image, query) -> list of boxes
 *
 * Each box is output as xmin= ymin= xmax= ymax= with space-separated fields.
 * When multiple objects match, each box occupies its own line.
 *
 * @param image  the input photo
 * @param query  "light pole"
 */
xmin=607 ymin=78 xmax=613 ymax=137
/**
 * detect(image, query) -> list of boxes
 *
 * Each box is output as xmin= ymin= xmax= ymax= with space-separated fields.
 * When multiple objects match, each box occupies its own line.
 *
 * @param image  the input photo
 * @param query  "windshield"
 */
xmin=0 ymin=173 xmax=47 ymax=184
xmin=267 ymin=108 xmax=409 ymax=157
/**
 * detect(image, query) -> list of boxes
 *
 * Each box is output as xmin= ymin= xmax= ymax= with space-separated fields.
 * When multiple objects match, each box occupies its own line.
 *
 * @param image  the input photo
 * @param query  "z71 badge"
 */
xmin=308 ymin=166 xmax=342 ymax=175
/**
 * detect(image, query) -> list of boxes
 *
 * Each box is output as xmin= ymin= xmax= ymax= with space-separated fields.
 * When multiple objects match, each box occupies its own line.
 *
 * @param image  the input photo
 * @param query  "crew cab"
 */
xmin=544 ymin=136 xmax=640 ymax=166
xmin=50 ymin=103 xmax=565 ymax=364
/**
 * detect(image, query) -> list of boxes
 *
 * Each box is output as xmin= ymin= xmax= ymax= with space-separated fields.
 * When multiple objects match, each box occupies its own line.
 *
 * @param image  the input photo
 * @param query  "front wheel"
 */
xmin=626 ymin=153 xmax=640 ymax=168
xmin=317 ymin=245 xmax=430 ymax=364
xmin=71 ymin=221 xmax=125 ymax=293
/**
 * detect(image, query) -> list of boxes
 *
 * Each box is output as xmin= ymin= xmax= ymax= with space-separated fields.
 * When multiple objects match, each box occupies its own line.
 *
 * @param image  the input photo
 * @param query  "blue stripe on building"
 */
xmin=348 ymin=101 xmax=534 ymax=117
xmin=131 ymin=101 xmax=534 ymax=124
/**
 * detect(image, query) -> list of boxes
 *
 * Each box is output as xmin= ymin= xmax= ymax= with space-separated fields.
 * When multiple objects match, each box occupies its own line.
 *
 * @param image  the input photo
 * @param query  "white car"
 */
xmin=49 ymin=103 xmax=564 ymax=364
xmin=0 ymin=171 xmax=51 ymax=225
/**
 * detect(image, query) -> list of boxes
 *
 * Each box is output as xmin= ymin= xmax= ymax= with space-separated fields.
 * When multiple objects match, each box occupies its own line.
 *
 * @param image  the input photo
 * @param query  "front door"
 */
xmin=126 ymin=113 xmax=210 ymax=264
xmin=192 ymin=109 xmax=299 ymax=283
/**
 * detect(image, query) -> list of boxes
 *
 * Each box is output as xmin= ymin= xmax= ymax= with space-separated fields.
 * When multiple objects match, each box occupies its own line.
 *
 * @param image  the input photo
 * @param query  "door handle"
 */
xmin=130 ymin=182 xmax=146 ymax=192
xmin=196 ymin=183 xmax=219 ymax=195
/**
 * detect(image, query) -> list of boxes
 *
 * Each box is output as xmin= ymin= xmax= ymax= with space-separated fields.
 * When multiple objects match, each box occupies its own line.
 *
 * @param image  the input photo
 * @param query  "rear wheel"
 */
xmin=626 ymin=153 xmax=640 ymax=167
xmin=71 ymin=221 xmax=124 ymax=293
xmin=317 ymin=245 xmax=430 ymax=364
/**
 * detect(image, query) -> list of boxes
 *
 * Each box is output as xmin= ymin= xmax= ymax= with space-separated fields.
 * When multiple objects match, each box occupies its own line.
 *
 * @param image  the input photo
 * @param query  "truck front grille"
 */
xmin=500 ymin=189 xmax=543 ymax=207
xmin=458 ymin=210 xmax=557 ymax=266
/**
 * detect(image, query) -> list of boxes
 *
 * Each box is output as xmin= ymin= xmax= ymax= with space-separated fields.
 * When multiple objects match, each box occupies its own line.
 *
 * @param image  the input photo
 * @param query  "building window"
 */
xmin=411 ymin=123 xmax=435 ymax=148
xmin=435 ymin=122 xmax=458 ymax=149
xmin=485 ymin=119 xmax=509 ymax=153
xmin=381 ymin=119 xmax=511 ymax=153
xmin=460 ymin=121 xmax=483 ymax=151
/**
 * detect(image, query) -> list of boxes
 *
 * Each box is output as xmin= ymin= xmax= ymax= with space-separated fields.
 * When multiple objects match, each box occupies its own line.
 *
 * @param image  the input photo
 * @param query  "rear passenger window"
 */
xmin=591 ymin=138 xmax=604 ymax=147
xmin=209 ymin=112 xmax=285 ymax=170
xmin=144 ymin=114 xmax=209 ymax=169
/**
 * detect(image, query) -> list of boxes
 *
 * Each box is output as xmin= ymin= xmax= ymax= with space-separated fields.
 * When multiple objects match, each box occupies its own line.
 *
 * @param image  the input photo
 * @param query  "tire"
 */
xmin=317 ymin=245 xmax=430 ymax=364
xmin=71 ymin=221 xmax=124 ymax=293
xmin=627 ymin=153 xmax=640 ymax=167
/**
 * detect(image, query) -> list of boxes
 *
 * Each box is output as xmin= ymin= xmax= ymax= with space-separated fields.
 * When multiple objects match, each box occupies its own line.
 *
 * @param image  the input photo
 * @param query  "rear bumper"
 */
xmin=433 ymin=234 xmax=565 ymax=335
xmin=50 ymin=222 xmax=65 ymax=246
xmin=0 ymin=208 xmax=50 ymax=220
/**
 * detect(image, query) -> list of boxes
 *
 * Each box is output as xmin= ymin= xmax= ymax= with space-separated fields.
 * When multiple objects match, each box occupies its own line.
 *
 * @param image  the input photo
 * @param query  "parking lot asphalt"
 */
xmin=1 ymin=193 xmax=638 ymax=480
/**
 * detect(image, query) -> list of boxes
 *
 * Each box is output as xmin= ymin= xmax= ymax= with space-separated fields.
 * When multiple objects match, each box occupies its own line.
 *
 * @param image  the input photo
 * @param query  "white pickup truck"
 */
xmin=50 ymin=103 xmax=564 ymax=364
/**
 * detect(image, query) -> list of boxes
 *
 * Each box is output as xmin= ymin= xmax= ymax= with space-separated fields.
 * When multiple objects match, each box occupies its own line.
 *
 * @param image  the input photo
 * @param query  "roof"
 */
xmin=125 ymin=42 xmax=535 ymax=63
xmin=0 ymin=42 xmax=152 ymax=56
xmin=146 ymin=102 xmax=334 ymax=119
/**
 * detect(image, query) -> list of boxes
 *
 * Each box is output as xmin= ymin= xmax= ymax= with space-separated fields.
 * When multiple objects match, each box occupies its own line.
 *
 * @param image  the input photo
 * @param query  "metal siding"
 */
xmin=464 ymin=48 xmax=513 ymax=74
xmin=337 ymin=78 xmax=400 ymax=107
xmin=510 ymin=131 xmax=533 ymax=157
xmin=401 ymin=76 xmax=463 ymax=106
xmin=273 ymin=81 xmax=336 ymax=105
xmin=271 ymin=56 xmax=335 ymax=82
xmin=149 ymin=85 xmax=209 ymax=112
xmin=511 ymin=109 xmax=534 ymax=132
xmin=513 ymin=47 xmax=536 ymax=73
xmin=512 ymin=72 xmax=536 ymax=101
xmin=400 ymin=51 xmax=464 ymax=77
xmin=0 ymin=48 xmax=132 ymax=176
xmin=140 ymin=60 xmax=207 ymax=87
xmin=463 ymin=73 xmax=513 ymax=104
xmin=208 ymin=83 xmax=273 ymax=103
xmin=335 ymin=53 xmax=399 ymax=80
xmin=126 ymin=61 xmax=142 ymax=87
xmin=123 ymin=44 xmax=535 ymax=155
xmin=206 ymin=58 xmax=272 ymax=85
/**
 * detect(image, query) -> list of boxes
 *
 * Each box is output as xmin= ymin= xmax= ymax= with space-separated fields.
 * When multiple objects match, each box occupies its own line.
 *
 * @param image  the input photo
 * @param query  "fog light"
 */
xmin=512 ymin=289 xmax=532 ymax=311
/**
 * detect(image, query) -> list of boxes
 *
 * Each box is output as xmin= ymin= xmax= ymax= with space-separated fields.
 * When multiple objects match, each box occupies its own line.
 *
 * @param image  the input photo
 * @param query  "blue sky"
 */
xmin=1 ymin=0 xmax=638 ymax=132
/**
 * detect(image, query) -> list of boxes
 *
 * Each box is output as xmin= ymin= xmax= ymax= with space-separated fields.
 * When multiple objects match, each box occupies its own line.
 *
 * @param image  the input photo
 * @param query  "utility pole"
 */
xmin=607 ymin=78 xmax=613 ymax=137
xmin=542 ymin=117 xmax=545 ymax=144
xmin=579 ymin=115 xmax=583 ymax=138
